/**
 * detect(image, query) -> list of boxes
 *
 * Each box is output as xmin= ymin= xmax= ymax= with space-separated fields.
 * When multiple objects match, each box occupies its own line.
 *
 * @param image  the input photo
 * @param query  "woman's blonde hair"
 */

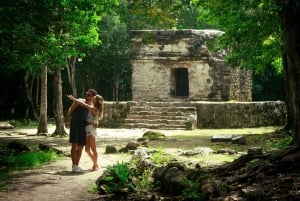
xmin=94 ymin=95 xmax=104 ymax=120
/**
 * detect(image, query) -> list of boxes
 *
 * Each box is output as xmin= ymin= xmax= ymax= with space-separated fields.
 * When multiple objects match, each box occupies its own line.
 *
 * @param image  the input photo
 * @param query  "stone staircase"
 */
xmin=123 ymin=102 xmax=197 ymax=130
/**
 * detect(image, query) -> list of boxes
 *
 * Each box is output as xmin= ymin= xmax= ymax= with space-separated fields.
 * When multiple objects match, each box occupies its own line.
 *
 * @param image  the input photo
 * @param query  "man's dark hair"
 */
xmin=87 ymin=89 xmax=97 ymax=96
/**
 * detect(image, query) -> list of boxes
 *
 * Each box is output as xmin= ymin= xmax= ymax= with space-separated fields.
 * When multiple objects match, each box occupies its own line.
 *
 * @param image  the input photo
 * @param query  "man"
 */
xmin=65 ymin=89 xmax=97 ymax=172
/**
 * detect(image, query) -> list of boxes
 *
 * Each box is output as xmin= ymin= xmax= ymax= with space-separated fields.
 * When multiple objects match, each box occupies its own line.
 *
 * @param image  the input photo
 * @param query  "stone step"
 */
xmin=130 ymin=101 xmax=196 ymax=107
xmin=124 ymin=118 xmax=189 ymax=125
xmin=123 ymin=123 xmax=188 ymax=130
xmin=127 ymin=111 xmax=195 ymax=117
xmin=130 ymin=106 xmax=196 ymax=113
xmin=123 ymin=103 xmax=197 ymax=130
xmin=126 ymin=114 xmax=188 ymax=120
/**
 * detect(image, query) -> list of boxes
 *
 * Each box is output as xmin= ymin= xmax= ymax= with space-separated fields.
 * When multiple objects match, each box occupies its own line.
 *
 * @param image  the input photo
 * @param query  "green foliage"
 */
xmin=107 ymin=161 xmax=130 ymax=184
xmin=88 ymin=182 xmax=98 ymax=193
xmin=95 ymin=128 xmax=293 ymax=198
xmin=125 ymin=155 xmax=155 ymax=191
xmin=152 ymin=147 xmax=174 ymax=165
xmin=0 ymin=149 xmax=58 ymax=190
xmin=249 ymin=159 xmax=262 ymax=167
xmin=97 ymin=161 xmax=135 ymax=194
xmin=1 ymin=0 xmax=115 ymax=74
xmin=3 ymin=151 xmax=57 ymax=170
xmin=142 ymin=130 xmax=166 ymax=140
xmin=202 ymin=0 xmax=283 ymax=74
xmin=273 ymin=136 xmax=292 ymax=149
xmin=244 ymin=132 xmax=292 ymax=152
xmin=79 ymin=13 xmax=132 ymax=101
xmin=0 ymin=0 xmax=287 ymax=119
xmin=182 ymin=180 xmax=205 ymax=200
xmin=0 ymin=0 xmax=120 ymax=119
xmin=0 ymin=172 xmax=10 ymax=190
xmin=138 ymin=169 xmax=153 ymax=190
xmin=118 ymin=0 xmax=179 ymax=30
xmin=252 ymin=64 xmax=285 ymax=101
xmin=141 ymin=32 xmax=157 ymax=44
xmin=8 ymin=119 xmax=38 ymax=128
xmin=176 ymin=1 xmax=221 ymax=29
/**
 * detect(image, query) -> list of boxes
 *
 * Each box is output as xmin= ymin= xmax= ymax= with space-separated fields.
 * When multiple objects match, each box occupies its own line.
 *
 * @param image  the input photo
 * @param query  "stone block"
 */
xmin=0 ymin=121 xmax=14 ymax=129
xmin=232 ymin=135 xmax=246 ymax=145
xmin=210 ymin=134 xmax=233 ymax=142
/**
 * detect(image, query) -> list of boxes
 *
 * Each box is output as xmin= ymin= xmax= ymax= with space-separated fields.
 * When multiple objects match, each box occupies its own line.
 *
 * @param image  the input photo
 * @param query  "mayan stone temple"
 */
xmin=106 ymin=29 xmax=285 ymax=130
xmin=130 ymin=29 xmax=252 ymax=102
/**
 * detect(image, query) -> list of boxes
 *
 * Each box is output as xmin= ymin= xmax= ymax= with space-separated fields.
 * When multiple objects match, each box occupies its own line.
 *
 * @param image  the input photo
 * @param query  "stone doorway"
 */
xmin=130 ymin=29 xmax=252 ymax=101
xmin=172 ymin=68 xmax=189 ymax=97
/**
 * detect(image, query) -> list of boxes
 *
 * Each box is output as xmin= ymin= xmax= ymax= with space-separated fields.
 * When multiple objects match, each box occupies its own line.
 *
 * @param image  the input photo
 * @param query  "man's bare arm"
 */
xmin=65 ymin=102 xmax=78 ymax=128
xmin=66 ymin=95 xmax=97 ymax=116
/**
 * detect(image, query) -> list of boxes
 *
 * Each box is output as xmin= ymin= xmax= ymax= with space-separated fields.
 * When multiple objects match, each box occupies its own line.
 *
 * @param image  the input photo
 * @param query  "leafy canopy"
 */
xmin=200 ymin=0 xmax=283 ymax=74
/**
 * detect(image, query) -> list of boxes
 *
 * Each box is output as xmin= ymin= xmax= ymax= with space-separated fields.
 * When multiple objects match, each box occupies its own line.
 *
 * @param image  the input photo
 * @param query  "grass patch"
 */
xmin=148 ymin=127 xmax=288 ymax=167
xmin=88 ymin=182 xmax=98 ymax=193
xmin=8 ymin=119 xmax=38 ymax=128
xmin=152 ymin=146 xmax=175 ymax=165
xmin=0 ymin=149 xmax=59 ymax=190
xmin=3 ymin=150 xmax=58 ymax=170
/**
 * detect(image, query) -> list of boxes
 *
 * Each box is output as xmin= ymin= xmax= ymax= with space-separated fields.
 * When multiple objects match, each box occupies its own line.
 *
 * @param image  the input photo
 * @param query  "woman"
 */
xmin=67 ymin=94 xmax=104 ymax=171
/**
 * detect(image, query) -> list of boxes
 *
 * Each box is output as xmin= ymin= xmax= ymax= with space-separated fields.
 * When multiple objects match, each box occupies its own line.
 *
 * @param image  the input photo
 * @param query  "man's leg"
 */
xmin=71 ymin=143 xmax=83 ymax=169
xmin=75 ymin=144 xmax=83 ymax=166
xmin=71 ymin=143 xmax=78 ymax=166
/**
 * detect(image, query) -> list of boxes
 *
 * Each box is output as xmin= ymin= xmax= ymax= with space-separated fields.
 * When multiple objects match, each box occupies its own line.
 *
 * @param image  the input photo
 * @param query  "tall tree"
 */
xmin=37 ymin=66 xmax=48 ymax=134
xmin=44 ymin=0 xmax=106 ymax=136
xmin=80 ymin=14 xmax=132 ymax=101
xmin=0 ymin=0 xmax=54 ymax=133
xmin=1 ymin=0 xmax=117 ymax=135
xmin=52 ymin=67 xmax=66 ymax=136
xmin=278 ymin=0 xmax=300 ymax=144
xmin=24 ymin=73 xmax=39 ymax=120
xmin=78 ymin=0 xmax=189 ymax=101
xmin=45 ymin=0 xmax=117 ymax=135
xmin=118 ymin=0 xmax=180 ymax=30
xmin=203 ymin=0 xmax=300 ymax=144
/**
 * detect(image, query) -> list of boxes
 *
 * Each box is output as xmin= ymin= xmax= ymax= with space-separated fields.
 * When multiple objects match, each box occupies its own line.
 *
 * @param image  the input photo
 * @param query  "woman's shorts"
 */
xmin=85 ymin=124 xmax=97 ymax=137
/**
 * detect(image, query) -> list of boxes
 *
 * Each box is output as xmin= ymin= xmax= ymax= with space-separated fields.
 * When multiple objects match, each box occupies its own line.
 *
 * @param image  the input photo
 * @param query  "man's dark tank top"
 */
xmin=71 ymin=105 xmax=89 ymax=126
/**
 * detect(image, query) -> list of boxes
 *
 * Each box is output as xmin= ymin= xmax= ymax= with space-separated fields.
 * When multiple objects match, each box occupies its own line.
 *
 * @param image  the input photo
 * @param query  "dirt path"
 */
xmin=0 ymin=127 xmax=149 ymax=201
xmin=0 ymin=126 xmax=278 ymax=201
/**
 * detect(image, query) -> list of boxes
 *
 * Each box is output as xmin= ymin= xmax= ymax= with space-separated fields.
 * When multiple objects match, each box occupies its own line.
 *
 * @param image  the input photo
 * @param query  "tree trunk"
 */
xmin=36 ymin=77 xmax=40 ymax=109
xmin=279 ymin=1 xmax=300 ymax=145
xmin=37 ymin=66 xmax=48 ymax=134
xmin=78 ymin=70 xmax=86 ymax=97
xmin=66 ymin=57 xmax=77 ymax=97
xmin=52 ymin=67 xmax=67 ymax=137
xmin=24 ymin=72 xmax=39 ymax=120
xmin=114 ymin=72 xmax=120 ymax=102
xmin=282 ymin=53 xmax=295 ymax=132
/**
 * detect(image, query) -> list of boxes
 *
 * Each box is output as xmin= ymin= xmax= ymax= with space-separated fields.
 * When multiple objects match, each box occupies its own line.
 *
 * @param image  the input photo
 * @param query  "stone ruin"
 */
xmin=130 ymin=29 xmax=252 ymax=102
xmin=99 ymin=29 xmax=285 ymax=130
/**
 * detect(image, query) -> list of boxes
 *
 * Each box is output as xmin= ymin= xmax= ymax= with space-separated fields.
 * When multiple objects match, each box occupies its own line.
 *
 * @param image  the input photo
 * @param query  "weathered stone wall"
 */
xmin=229 ymin=68 xmax=253 ymax=102
xmin=100 ymin=102 xmax=130 ymax=128
xmin=195 ymin=101 xmax=286 ymax=128
xmin=100 ymin=101 xmax=286 ymax=128
xmin=130 ymin=29 xmax=252 ymax=102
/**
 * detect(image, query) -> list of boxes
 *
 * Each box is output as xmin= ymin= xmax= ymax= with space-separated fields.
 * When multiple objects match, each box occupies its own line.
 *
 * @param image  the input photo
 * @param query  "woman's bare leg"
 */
xmin=85 ymin=136 xmax=93 ymax=162
xmin=88 ymin=135 xmax=99 ymax=170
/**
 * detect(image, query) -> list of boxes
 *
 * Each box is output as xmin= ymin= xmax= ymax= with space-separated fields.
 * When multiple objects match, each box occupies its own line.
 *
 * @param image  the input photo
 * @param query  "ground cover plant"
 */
xmin=0 ymin=125 xmax=293 ymax=200
xmin=94 ymin=128 xmax=295 ymax=200
xmin=0 ymin=142 xmax=59 ymax=190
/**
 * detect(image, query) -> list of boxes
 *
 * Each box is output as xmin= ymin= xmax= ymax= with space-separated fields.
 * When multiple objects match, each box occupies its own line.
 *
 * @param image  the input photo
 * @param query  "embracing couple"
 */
xmin=65 ymin=89 xmax=104 ymax=172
